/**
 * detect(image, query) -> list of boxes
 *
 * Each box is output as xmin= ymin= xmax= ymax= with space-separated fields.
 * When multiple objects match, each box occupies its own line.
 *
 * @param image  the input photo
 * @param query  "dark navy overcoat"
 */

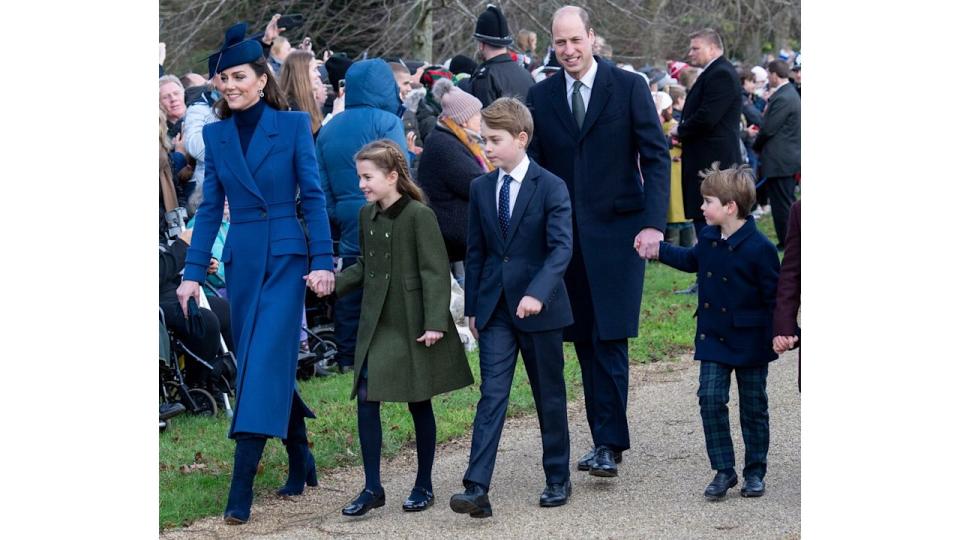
xmin=184 ymin=105 xmax=334 ymax=438
xmin=526 ymin=57 xmax=671 ymax=341
xmin=658 ymin=217 xmax=780 ymax=367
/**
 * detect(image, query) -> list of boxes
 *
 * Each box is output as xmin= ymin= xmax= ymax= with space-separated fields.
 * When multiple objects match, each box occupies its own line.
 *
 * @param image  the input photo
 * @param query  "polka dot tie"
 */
xmin=498 ymin=175 xmax=512 ymax=238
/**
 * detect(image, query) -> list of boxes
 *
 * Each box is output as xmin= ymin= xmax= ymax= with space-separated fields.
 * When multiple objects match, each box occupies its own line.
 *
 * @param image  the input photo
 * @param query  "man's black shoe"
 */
xmin=576 ymin=447 xmax=622 ymax=471
xmin=589 ymin=446 xmax=618 ymax=477
xmin=539 ymin=480 xmax=571 ymax=507
xmin=704 ymin=470 xmax=738 ymax=501
xmin=740 ymin=476 xmax=765 ymax=497
xmin=449 ymin=484 xmax=492 ymax=518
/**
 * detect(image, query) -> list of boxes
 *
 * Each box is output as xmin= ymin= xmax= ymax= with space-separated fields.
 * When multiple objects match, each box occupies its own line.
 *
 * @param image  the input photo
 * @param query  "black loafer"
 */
xmin=449 ymin=484 xmax=492 ymax=518
xmin=740 ymin=476 xmax=765 ymax=497
xmin=342 ymin=488 xmax=385 ymax=516
xmin=402 ymin=486 xmax=435 ymax=512
xmin=704 ymin=470 xmax=738 ymax=501
xmin=539 ymin=480 xmax=572 ymax=507
xmin=589 ymin=446 xmax=619 ymax=477
xmin=577 ymin=448 xmax=623 ymax=471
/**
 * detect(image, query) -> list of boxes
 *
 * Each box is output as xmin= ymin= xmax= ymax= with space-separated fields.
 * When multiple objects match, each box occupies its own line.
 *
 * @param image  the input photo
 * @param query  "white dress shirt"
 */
xmin=564 ymin=58 xmax=599 ymax=113
xmin=495 ymin=155 xmax=531 ymax=217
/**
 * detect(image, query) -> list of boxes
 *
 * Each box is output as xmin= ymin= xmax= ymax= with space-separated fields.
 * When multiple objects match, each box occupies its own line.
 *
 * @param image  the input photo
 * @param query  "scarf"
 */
xmin=440 ymin=117 xmax=493 ymax=172
xmin=160 ymin=148 xmax=179 ymax=212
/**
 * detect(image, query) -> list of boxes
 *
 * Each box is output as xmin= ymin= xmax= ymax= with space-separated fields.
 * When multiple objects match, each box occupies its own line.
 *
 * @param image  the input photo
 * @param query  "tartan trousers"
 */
xmin=697 ymin=361 xmax=770 ymax=479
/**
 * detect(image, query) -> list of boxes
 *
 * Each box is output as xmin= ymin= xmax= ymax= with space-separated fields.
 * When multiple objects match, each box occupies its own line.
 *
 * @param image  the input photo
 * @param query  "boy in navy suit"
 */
xmin=646 ymin=163 xmax=780 ymax=501
xmin=450 ymin=98 xmax=574 ymax=517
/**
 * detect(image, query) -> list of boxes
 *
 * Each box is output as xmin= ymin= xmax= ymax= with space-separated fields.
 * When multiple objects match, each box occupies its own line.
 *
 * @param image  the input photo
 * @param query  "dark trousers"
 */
xmin=697 ymin=361 xmax=770 ymax=479
xmin=463 ymin=297 xmax=570 ymax=490
xmin=767 ymin=176 xmax=797 ymax=248
xmin=334 ymin=257 xmax=361 ymax=368
xmin=574 ymin=323 xmax=630 ymax=452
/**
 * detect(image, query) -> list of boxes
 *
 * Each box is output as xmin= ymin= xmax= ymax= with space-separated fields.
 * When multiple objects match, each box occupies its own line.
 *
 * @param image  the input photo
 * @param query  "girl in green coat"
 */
xmin=316 ymin=139 xmax=474 ymax=516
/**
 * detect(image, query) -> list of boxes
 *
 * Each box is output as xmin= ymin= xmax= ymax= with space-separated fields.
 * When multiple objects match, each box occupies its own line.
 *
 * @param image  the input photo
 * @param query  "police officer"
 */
xmin=460 ymin=5 xmax=534 ymax=107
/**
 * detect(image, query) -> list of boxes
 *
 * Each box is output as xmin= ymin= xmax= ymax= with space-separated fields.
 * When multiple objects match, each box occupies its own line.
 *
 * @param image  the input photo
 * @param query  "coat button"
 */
xmin=722 ymin=276 xmax=728 ymax=282
xmin=385 ymin=273 xmax=390 ymax=280
xmin=721 ymin=307 xmax=727 ymax=313
xmin=719 ymin=337 xmax=725 ymax=342
xmin=385 ymin=253 xmax=390 ymax=258
xmin=503 ymin=256 xmax=510 ymax=263
xmin=712 ymin=241 xmax=717 ymax=247
xmin=369 ymin=272 xmax=375 ymax=278
xmin=370 ymin=230 xmax=374 ymax=236
xmin=728 ymin=246 xmax=733 ymax=252
xmin=704 ymin=302 xmax=710 ymax=309
xmin=260 ymin=210 xmax=267 ymax=218
xmin=385 ymin=232 xmax=390 ymax=238
xmin=706 ymin=271 xmax=713 ymax=278
xmin=699 ymin=334 xmax=706 ymax=340
xmin=369 ymin=251 xmax=374 ymax=257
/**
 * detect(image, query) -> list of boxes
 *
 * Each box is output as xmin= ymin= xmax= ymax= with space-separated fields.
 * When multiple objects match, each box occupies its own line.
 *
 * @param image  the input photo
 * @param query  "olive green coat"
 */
xmin=335 ymin=195 xmax=474 ymax=402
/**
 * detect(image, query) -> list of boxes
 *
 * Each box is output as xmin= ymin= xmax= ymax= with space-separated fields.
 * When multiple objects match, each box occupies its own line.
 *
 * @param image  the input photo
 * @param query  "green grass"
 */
xmin=159 ymin=215 xmax=778 ymax=529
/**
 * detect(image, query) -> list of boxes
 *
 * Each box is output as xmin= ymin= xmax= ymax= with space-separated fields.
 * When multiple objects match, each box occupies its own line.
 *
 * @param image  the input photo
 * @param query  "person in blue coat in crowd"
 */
xmin=176 ymin=24 xmax=336 ymax=525
xmin=315 ymin=59 xmax=408 ymax=372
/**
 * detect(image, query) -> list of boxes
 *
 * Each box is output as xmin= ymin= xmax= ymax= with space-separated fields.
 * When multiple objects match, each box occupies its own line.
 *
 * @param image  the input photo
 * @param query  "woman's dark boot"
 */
xmin=276 ymin=413 xmax=318 ymax=496
xmin=223 ymin=435 xmax=267 ymax=524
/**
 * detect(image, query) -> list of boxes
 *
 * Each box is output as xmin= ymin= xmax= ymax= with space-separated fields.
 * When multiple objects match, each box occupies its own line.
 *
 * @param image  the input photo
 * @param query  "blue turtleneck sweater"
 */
xmin=233 ymin=98 xmax=266 ymax=155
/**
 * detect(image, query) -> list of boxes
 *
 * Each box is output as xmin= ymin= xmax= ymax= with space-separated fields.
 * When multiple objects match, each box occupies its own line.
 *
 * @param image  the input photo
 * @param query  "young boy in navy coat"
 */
xmin=646 ymin=163 xmax=781 ymax=500
xmin=450 ymin=97 xmax=574 ymax=517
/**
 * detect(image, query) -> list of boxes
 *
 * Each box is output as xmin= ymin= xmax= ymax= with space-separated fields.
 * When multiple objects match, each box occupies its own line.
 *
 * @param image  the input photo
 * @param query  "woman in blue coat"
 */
xmin=176 ymin=25 xmax=335 ymax=525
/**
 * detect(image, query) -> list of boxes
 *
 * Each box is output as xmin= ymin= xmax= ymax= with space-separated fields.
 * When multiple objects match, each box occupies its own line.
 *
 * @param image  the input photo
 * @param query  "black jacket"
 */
xmin=753 ymin=83 xmax=801 ymax=178
xmin=464 ymin=53 xmax=534 ymax=107
xmin=677 ymin=56 xmax=742 ymax=218
xmin=416 ymin=123 xmax=486 ymax=261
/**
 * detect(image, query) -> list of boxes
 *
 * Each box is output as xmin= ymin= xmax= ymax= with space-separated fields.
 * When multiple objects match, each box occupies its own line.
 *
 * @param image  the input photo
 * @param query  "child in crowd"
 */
xmin=327 ymin=139 xmax=474 ymax=516
xmin=450 ymin=97 xmax=574 ymax=517
xmin=643 ymin=163 xmax=781 ymax=501
xmin=655 ymin=91 xmax=695 ymax=248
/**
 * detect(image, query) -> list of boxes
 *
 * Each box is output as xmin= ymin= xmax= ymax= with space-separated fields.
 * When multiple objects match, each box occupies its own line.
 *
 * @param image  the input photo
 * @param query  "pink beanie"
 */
xmin=432 ymin=78 xmax=482 ymax=125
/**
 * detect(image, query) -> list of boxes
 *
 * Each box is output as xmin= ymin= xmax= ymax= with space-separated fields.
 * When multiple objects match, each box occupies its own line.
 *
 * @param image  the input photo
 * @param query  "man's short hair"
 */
xmin=767 ymin=60 xmax=791 ymax=79
xmin=388 ymin=62 xmax=409 ymax=78
xmin=689 ymin=28 xmax=724 ymax=51
xmin=699 ymin=162 xmax=756 ymax=219
xmin=481 ymin=97 xmax=534 ymax=141
xmin=159 ymin=75 xmax=184 ymax=90
xmin=552 ymin=5 xmax=591 ymax=33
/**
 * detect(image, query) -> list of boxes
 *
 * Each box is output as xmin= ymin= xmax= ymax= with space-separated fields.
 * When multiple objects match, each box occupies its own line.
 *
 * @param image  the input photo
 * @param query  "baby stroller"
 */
xmin=159 ymin=292 xmax=237 ymax=417
xmin=298 ymin=288 xmax=338 ymax=380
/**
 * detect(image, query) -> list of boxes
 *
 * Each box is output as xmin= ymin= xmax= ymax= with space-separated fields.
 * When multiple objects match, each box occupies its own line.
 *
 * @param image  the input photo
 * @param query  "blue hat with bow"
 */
xmin=207 ymin=23 xmax=264 ymax=78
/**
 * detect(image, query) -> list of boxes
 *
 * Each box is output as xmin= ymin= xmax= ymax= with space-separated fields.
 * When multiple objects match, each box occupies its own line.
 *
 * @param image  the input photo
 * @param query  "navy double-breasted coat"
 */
xmin=184 ymin=105 xmax=334 ymax=438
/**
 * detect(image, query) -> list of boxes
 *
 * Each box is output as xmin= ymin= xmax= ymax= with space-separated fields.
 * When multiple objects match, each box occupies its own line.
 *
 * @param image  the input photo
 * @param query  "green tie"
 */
xmin=572 ymin=80 xmax=585 ymax=129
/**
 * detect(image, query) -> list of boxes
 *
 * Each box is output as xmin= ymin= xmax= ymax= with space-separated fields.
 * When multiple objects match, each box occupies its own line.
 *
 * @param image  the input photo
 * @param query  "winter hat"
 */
xmin=542 ymin=47 xmax=561 ymax=72
xmin=667 ymin=60 xmax=689 ymax=80
xmin=653 ymin=91 xmax=673 ymax=114
xmin=420 ymin=66 xmax=454 ymax=90
xmin=474 ymin=4 xmax=513 ymax=47
xmin=449 ymin=54 xmax=478 ymax=76
xmin=324 ymin=55 xmax=353 ymax=89
xmin=433 ymin=78 xmax=482 ymax=125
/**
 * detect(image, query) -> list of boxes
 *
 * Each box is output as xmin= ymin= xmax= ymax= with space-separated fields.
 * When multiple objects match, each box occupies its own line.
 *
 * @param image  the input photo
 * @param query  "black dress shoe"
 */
xmin=449 ymin=484 xmax=492 ymax=518
xmin=576 ymin=448 xmax=623 ymax=471
xmin=539 ymin=480 xmax=571 ymax=507
xmin=589 ymin=446 xmax=618 ymax=477
xmin=402 ymin=486 xmax=435 ymax=512
xmin=342 ymin=488 xmax=385 ymax=516
xmin=740 ymin=476 xmax=765 ymax=497
xmin=704 ymin=470 xmax=738 ymax=501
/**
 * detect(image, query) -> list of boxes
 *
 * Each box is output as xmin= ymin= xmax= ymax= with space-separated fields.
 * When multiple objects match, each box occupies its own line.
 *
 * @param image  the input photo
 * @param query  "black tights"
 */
xmin=356 ymin=377 xmax=435 ymax=492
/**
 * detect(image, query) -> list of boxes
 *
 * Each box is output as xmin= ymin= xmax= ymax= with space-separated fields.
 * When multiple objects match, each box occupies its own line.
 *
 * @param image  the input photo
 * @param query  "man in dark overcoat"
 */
xmin=525 ymin=5 xmax=670 ymax=477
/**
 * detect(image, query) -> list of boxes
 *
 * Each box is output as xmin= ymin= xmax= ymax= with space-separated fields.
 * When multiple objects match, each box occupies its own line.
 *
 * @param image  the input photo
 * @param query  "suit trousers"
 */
xmin=463 ymin=296 xmax=570 ymax=490
xmin=697 ymin=361 xmax=769 ymax=479
xmin=767 ymin=176 xmax=797 ymax=248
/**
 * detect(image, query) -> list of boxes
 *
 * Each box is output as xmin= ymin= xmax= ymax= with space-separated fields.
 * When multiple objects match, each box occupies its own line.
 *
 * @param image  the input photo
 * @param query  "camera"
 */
xmin=164 ymin=207 xmax=188 ymax=241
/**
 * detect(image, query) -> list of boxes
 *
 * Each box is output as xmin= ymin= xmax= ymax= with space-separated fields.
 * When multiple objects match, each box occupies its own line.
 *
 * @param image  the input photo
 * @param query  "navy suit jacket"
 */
xmin=526 ymin=57 xmax=670 ymax=340
xmin=464 ymin=158 xmax=574 ymax=333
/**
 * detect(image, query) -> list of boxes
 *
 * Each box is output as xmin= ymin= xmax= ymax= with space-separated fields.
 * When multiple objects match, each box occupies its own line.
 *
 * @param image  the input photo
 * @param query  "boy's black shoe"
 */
xmin=449 ymin=484 xmax=492 ymax=518
xmin=341 ymin=488 xmax=385 ymax=516
xmin=589 ymin=446 xmax=618 ymax=477
xmin=539 ymin=480 xmax=571 ymax=507
xmin=576 ymin=447 xmax=622 ymax=471
xmin=704 ymin=470 xmax=738 ymax=501
xmin=740 ymin=476 xmax=765 ymax=497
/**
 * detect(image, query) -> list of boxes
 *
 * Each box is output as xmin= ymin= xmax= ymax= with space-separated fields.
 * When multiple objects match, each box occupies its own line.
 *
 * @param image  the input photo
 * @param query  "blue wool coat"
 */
xmin=526 ymin=57 xmax=671 ymax=341
xmin=658 ymin=216 xmax=780 ymax=367
xmin=184 ymin=105 xmax=334 ymax=438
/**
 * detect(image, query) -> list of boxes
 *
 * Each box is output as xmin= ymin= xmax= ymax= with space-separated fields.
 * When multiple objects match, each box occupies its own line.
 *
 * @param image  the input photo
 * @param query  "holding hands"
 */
xmin=417 ymin=330 xmax=444 ymax=347
xmin=772 ymin=335 xmax=798 ymax=354
xmin=304 ymin=270 xmax=335 ymax=297
xmin=634 ymin=228 xmax=662 ymax=260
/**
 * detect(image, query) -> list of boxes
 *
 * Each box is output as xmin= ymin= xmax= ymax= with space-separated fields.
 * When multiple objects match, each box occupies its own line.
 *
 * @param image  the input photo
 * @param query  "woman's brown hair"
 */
xmin=213 ymin=57 xmax=288 ymax=119
xmin=279 ymin=50 xmax=323 ymax=134
xmin=354 ymin=139 xmax=426 ymax=204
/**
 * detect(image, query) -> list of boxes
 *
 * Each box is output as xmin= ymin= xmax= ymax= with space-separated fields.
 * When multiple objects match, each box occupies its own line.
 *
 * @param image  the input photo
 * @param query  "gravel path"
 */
xmin=162 ymin=350 xmax=800 ymax=539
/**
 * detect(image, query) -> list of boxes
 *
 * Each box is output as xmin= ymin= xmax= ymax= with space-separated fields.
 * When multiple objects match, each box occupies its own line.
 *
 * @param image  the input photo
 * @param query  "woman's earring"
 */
xmin=258 ymin=88 xmax=265 ymax=98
